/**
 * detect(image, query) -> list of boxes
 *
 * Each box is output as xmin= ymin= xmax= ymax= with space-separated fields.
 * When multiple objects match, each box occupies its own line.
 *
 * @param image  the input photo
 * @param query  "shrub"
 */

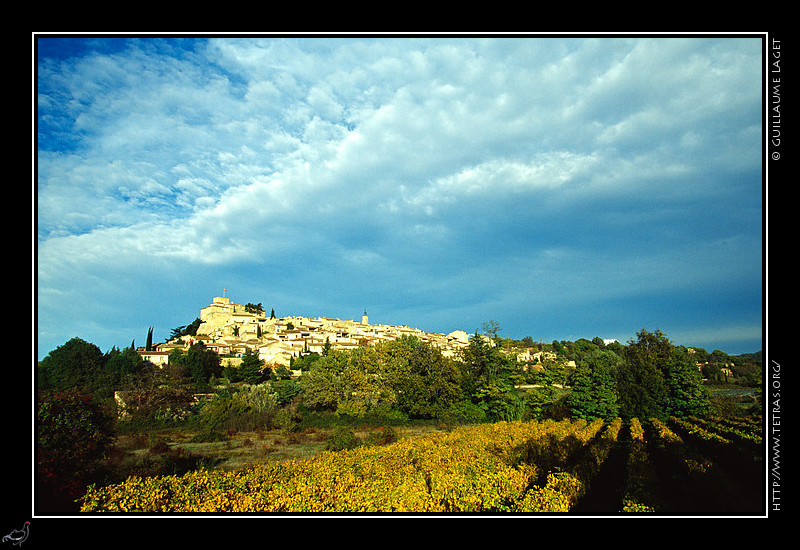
xmin=365 ymin=426 xmax=398 ymax=446
xmin=326 ymin=426 xmax=362 ymax=451
xmin=437 ymin=400 xmax=487 ymax=427
xmin=148 ymin=439 xmax=170 ymax=454
xmin=154 ymin=446 xmax=204 ymax=476
xmin=37 ymin=391 xmax=116 ymax=514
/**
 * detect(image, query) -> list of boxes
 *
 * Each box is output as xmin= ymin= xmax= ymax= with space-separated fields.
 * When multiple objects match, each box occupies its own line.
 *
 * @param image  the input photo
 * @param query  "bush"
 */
xmin=148 ymin=439 xmax=171 ymax=454
xmin=365 ymin=426 xmax=399 ymax=446
xmin=325 ymin=426 xmax=362 ymax=452
xmin=437 ymin=400 xmax=487 ymax=427
xmin=197 ymin=384 xmax=281 ymax=432
xmin=160 ymin=446 xmax=203 ymax=476
xmin=37 ymin=391 xmax=116 ymax=514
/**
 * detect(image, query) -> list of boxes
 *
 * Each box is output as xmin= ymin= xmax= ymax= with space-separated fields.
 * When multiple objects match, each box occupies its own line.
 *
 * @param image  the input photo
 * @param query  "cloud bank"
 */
xmin=36 ymin=35 xmax=764 ymax=358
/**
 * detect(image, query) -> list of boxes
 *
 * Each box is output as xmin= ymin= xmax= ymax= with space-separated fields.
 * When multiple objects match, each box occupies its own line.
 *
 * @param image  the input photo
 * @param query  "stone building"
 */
xmin=141 ymin=295 xmax=473 ymax=371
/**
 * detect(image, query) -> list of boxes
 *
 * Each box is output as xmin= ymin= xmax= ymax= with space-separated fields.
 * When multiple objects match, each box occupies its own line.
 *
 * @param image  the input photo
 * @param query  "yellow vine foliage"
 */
xmin=81 ymin=418 xmax=614 ymax=513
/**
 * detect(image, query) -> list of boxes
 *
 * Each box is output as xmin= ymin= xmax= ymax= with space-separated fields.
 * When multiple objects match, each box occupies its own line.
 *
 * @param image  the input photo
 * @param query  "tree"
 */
xmin=223 ymin=363 xmax=242 ymax=383
xmin=460 ymin=332 xmax=523 ymax=421
xmin=663 ymin=348 xmax=711 ymax=417
xmin=104 ymin=344 xmax=146 ymax=385
xmin=521 ymin=336 xmax=535 ymax=348
xmin=322 ymin=337 xmax=332 ymax=356
xmin=566 ymin=350 xmax=620 ymax=420
xmin=170 ymin=343 xmax=222 ymax=392
xmin=473 ymin=379 xmax=524 ymax=421
xmin=238 ymin=348 xmax=267 ymax=384
xmin=379 ymin=336 xmax=462 ymax=419
xmin=170 ymin=318 xmax=202 ymax=340
xmin=617 ymin=329 xmax=671 ymax=420
xmin=292 ymin=352 xmax=322 ymax=372
xmin=245 ymin=302 xmax=265 ymax=315
xmin=145 ymin=327 xmax=154 ymax=351
xmin=38 ymin=337 xmax=106 ymax=396
xmin=119 ymin=361 xmax=195 ymax=422
xmin=591 ymin=336 xmax=606 ymax=348
xmin=617 ymin=329 xmax=709 ymax=421
xmin=299 ymin=348 xmax=396 ymax=416
xmin=523 ymin=386 xmax=559 ymax=419
xmin=37 ymin=390 xmax=115 ymax=513
xmin=481 ymin=320 xmax=503 ymax=343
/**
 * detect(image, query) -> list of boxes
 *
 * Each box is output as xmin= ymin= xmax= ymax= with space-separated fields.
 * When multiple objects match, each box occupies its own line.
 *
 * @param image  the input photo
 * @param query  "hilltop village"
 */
xmin=131 ymin=295 xmax=742 ymax=383
xmin=137 ymin=296 xmax=532 ymax=375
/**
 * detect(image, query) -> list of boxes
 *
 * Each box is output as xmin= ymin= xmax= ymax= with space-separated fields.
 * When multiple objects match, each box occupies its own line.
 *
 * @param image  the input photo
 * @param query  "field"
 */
xmin=81 ymin=414 xmax=764 ymax=514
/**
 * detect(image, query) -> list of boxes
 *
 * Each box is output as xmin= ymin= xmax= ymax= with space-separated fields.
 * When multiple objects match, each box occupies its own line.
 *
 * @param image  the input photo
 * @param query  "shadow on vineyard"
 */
xmin=570 ymin=427 xmax=630 ymax=514
xmin=644 ymin=417 xmax=764 ymax=515
xmin=76 ymin=413 xmax=765 ymax=514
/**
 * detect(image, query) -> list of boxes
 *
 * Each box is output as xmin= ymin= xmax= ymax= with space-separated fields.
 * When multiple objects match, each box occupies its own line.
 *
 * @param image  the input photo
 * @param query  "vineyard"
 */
xmin=80 ymin=415 xmax=764 ymax=514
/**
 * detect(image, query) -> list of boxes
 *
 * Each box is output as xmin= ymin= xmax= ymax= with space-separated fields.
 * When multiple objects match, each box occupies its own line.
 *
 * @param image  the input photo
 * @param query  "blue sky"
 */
xmin=35 ymin=34 xmax=765 ymax=360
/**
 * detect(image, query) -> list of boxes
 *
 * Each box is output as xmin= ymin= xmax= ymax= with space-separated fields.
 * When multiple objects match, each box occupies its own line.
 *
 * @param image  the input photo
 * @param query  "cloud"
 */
xmin=35 ymin=35 xmax=764 ymax=358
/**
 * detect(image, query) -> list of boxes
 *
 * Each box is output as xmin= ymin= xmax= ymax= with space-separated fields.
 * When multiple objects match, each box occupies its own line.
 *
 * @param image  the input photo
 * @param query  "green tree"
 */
xmin=521 ymin=336 xmax=535 ymax=348
xmin=523 ymin=386 xmax=559 ymax=419
xmin=298 ymin=348 xmax=395 ymax=416
xmin=591 ymin=336 xmax=606 ymax=348
xmin=663 ymin=348 xmax=711 ymax=417
xmin=292 ymin=352 xmax=322 ymax=372
xmin=322 ymin=337 xmax=332 ymax=356
xmin=104 ymin=344 xmax=146 ymax=387
xmin=238 ymin=348 xmax=267 ymax=384
xmin=459 ymin=332 xmax=522 ymax=421
xmin=566 ymin=350 xmax=621 ymax=420
xmin=169 ymin=343 xmax=222 ymax=392
xmin=38 ymin=337 xmax=107 ymax=397
xmin=145 ymin=327 xmax=154 ymax=351
xmin=245 ymin=302 xmax=265 ymax=315
xmin=617 ymin=329 xmax=671 ymax=420
xmin=169 ymin=318 xmax=202 ymax=340
xmin=379 ymin=336 xmax=462 ymax=419
xmin=473 ymin=379 xmax=524 ymax=421
xmin=223 ymin=363 xmax=242 ymax=382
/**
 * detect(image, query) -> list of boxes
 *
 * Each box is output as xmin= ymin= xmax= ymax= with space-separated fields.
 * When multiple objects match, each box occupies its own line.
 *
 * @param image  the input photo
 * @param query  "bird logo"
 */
xmin=2 ymin=522 xmax=29 ymax=546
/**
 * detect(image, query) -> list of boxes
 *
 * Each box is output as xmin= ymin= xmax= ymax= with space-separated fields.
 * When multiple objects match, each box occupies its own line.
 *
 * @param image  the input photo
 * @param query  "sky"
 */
xmin=35 ymin=34 xmax=765 ymax=361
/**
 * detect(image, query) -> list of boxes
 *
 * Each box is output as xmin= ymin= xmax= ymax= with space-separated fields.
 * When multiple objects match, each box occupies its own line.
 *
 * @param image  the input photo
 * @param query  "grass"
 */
xmin=112 ymin=422 xmax=448 ymax=479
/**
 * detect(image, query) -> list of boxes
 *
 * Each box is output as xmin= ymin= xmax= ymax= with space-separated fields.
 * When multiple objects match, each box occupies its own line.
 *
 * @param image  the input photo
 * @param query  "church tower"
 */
xmin=362 ymin=310 xmax=369 ymax=325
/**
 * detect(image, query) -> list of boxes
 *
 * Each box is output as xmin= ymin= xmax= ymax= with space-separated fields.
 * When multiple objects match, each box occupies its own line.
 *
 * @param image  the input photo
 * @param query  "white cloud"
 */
xmin=406 ymin=152 xmax=602 ymax=210
xmin=35 ymin=36 xmax=764 ymax=358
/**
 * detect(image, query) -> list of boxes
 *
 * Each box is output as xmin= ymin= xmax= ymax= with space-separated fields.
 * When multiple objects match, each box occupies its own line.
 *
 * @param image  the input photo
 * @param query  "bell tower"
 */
xmin=362 ymin=310 xmax=369 ymax=325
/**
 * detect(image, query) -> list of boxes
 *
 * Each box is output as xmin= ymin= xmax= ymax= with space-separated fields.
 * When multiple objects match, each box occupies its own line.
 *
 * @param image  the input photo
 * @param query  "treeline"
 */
xmin=37 ymin=328 xmax=763 ymax=428
xmin=35 ymin=327 xmax=762 ymax=513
